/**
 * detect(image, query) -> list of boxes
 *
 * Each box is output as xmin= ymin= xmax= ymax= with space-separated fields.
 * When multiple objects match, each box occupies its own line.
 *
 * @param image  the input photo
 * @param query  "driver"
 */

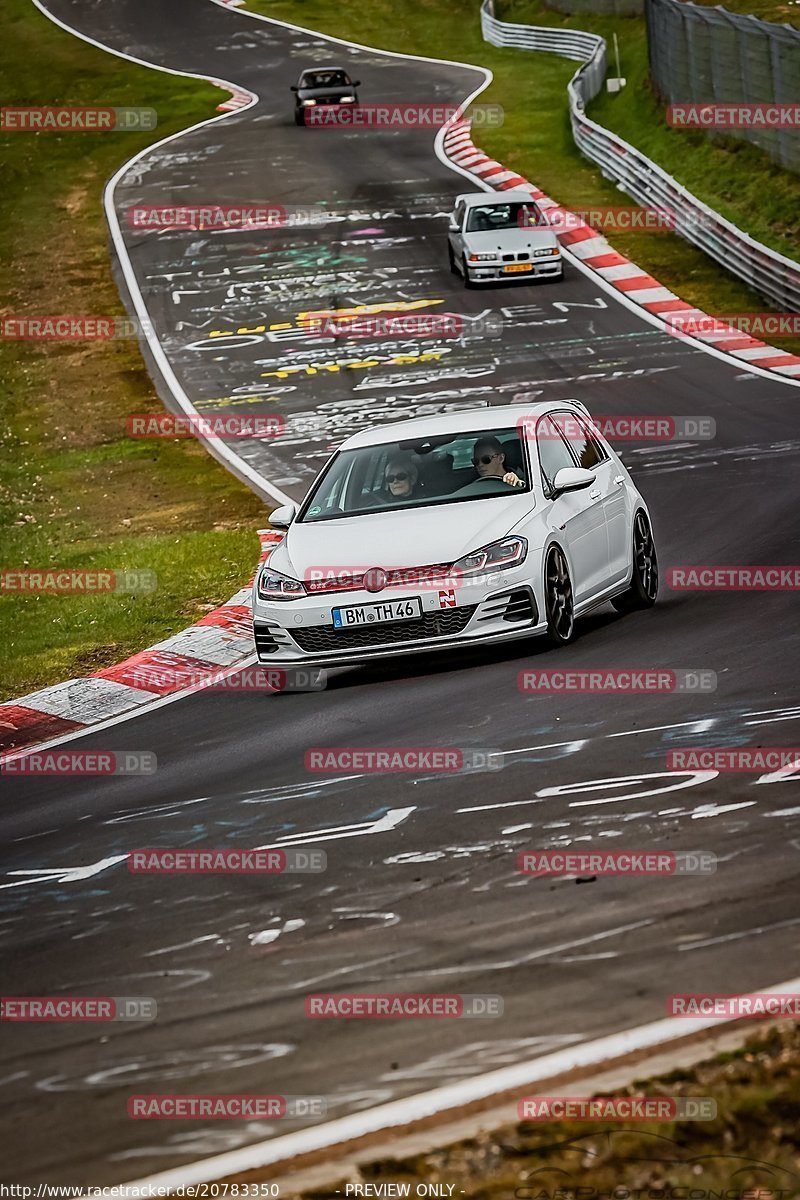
xmin=472 ymin=437 xmax=523 ymax=487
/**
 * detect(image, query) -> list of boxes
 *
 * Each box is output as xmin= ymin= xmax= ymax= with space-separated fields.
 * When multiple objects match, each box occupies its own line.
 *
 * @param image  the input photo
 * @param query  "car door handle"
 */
xmin=614 ymin=475 xmax=625 ymax=486
xmin=589 ymin=489 xmax=601 ymax=500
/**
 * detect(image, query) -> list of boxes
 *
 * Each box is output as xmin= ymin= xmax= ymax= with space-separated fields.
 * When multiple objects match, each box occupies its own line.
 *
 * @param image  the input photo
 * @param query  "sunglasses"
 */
xmin=472 ymin=453 xmax=499 ymax=466
xmin=386 ymin=471 xmax=410 ymax=483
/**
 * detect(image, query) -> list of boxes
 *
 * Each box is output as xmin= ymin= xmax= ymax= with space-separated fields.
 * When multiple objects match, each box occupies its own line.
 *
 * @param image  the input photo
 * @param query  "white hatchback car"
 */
xmin=252 ymin=402 xmax=658 ymax=668
xmin=447 ymin=190 xmax=562 ymax=286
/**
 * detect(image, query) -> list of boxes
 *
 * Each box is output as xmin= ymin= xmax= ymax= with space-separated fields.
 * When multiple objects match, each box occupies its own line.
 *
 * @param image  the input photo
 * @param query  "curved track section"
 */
xmin=2 ymin=0 xmax=799 ymax=1183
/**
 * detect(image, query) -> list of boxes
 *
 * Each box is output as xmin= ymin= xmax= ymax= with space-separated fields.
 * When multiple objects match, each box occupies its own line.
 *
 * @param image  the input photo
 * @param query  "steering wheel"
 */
xmin=472 ymin=474 xmax=517 ymax=487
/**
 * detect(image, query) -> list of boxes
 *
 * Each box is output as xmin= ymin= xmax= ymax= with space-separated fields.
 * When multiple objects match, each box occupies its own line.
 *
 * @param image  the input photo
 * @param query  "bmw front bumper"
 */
xmin=467 ymin=257 xmax=562 ymax=282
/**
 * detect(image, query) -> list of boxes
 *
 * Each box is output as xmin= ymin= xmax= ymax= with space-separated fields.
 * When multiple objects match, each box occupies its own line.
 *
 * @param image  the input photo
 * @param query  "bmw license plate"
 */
xmin=503 ymin=263 xmax=532 ymax=273
xmin=332 ymin=597 xmax=422 ymax=629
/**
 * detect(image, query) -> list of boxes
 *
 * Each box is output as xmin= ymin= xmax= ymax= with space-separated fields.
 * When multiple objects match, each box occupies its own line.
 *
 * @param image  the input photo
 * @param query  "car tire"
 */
xmin=462 ymin=256 xmax=474 ymax=289
xmin=448 ymin=243 xmax=458 ymax=275
xmin=294 ymin=110 xmax=305 ymax=126
xmin=544 ymin=544 xmax=575 ymax=645
xmin=611 ymin=510 xmax=659 ymax=612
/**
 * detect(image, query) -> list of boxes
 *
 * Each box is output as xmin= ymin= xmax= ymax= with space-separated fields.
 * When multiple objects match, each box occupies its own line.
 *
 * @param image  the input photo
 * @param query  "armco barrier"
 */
xmin=480 ymin=0 xmax=800 ymax=312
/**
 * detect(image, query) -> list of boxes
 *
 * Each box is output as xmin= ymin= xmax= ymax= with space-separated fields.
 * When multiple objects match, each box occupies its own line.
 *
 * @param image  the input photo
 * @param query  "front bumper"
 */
xmin=467 ymin=257 xmax=562 ymax=282
xmin=252 ymin=576 xmax=544 ymax=668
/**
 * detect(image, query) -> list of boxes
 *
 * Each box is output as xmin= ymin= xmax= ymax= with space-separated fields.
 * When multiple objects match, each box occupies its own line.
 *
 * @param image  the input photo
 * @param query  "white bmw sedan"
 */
xmin=252 ymin=401 xmax=658 ymax=668
xmin=447 ymin=191 xmax=563 ymax=286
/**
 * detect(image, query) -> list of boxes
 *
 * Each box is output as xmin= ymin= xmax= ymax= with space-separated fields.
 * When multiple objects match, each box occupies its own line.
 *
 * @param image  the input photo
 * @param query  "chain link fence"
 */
xmin=646 ymin=0 xmax=800 ymax=173
xmin=545 ymin=0 xmax=643 ymax=14
xmin=480 ymin=0 xmax=800 ymax=309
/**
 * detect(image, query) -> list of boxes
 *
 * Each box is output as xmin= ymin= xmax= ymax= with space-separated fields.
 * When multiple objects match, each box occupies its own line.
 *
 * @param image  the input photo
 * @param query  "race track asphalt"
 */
xmin=2 ymin=0 xmax=799 ymax=1183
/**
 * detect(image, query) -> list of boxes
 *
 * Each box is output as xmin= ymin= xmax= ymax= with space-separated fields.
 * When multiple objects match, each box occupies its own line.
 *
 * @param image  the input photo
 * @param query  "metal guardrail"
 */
xmin=480 ymin=0 xmax=800 ymax=311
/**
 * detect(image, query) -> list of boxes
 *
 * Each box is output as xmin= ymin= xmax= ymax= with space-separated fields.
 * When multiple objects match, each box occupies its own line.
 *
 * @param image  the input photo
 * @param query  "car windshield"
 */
xmin=465 ymin=201 xmax=544 ymax=232
xmin=300 ymin=70 xmax=350 ymax=88
xmin=299 ymin=428 xmax=531 ymax=522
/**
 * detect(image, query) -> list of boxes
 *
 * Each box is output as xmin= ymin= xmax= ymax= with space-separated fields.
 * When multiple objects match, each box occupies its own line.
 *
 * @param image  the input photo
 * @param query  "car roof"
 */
xmin=340 ymin=400 xmax=589 ymax=450
xmin=299 ymin=66 xmax=349 ymax=76
xmin=455 ymin=190 xmax=538 ymax=207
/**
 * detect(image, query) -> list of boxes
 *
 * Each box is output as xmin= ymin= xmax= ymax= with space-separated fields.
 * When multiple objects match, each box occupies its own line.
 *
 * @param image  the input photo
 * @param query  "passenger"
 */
xmin=384 ymin=454 xmax=420 ymax=501
xmin=472 ymin=436 xmax=523 ymax=487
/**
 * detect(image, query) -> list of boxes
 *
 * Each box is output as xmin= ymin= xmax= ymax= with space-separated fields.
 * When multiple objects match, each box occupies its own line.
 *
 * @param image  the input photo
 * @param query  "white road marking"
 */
xmin=397 ymin=918 xmax=653 ymax=976
xmin=0 ymin=854 xmax=128 ymax=890
xmin=607 ymin=719 xmax=716 ymax=738
xmin=146 ymin=935 xmax=223 ymax=956
xmin=255 ymin=806 xmax=416 ymax=847
xmin=678 ymin=916 xmax=800 ymax=950
xmin=114 ymin=973 xmax=800 ymax=1189
xmin=690 ymin=801 xmax=757 ymax=818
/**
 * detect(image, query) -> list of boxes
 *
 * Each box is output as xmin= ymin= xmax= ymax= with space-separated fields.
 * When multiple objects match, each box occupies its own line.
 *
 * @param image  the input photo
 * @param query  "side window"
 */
xmin=551 ymin=411 xmax=607 ymax=471
xmin=537 ymin=416 xmax=577 ymax=496
xmin=454 ymin=202 xmax=465 ymax=230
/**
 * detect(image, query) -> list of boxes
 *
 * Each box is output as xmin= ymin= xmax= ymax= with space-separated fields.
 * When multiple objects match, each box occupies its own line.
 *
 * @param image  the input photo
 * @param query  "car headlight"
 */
xmin=301 ymin=99 xmax=317 ymax=106
xmin=339 ymin=95 xmax=355 ymax=102
xmin=468 ymin=253 xmax=497 ymax=262
xmin=257 ymin=565 xmax=306 ymax=601
xmin=452 ymin=536 xmax=528 ymax=578
xmin=534 ymin=247 xmax=560 ymax=257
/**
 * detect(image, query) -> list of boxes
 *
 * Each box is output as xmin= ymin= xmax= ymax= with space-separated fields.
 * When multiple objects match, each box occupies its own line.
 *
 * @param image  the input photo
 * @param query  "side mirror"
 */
xmin=290 ymin=85 xmax=298 ymax=92
xmin=448 ymin=216 xmax=459 ymax=232
xmin=352 ymin=80 xmax=361 ymax=87
xmin=553 ymin=467 xmax=595 ymax=494
xmin=269 ymin=503 xmax=296 ymax=529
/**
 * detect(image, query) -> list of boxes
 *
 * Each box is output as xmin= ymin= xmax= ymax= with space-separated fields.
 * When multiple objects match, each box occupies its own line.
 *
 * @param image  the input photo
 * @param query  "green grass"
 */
xmin=498 ymin=0 xmax=799 ymax=262
xmin=683 ymin=0 xmax=798 ymax=24
xmin=0 ymin=0 xmax=267 ymax=698
xmin=247 ymin=0 xmax=799 ymax=355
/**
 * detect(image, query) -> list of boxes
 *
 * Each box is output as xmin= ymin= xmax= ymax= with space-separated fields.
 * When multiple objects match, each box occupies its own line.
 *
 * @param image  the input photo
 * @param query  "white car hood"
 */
xmin=273 ymin=494 xmax=535 ymax=576
xmin=463 ymin=228 xmax=557 ymax=253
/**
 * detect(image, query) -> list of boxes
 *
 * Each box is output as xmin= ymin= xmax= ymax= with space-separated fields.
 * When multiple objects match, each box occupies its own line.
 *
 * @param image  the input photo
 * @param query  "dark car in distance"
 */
xmin=290 ymin=67 xmax=360 ymax=125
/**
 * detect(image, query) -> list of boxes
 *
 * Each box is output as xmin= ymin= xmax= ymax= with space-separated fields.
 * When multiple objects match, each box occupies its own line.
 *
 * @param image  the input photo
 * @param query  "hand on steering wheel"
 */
xmin=473 ymin=473 xmax=523 ymax=488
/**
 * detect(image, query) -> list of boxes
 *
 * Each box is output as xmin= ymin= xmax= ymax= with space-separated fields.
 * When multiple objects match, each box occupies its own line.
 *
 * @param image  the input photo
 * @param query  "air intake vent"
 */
xmin=292 ymin=607 xmax=477 ymax=653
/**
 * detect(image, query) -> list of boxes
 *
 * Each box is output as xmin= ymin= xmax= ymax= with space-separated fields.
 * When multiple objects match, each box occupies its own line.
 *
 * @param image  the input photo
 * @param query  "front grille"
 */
xmin=501 ymin=253 xmax=514 ymax=262
xmin=292 ymin=607 xmax=478 ymax=653
xmin=517 ymin=252 xmax=530 ymax=261
xmin=306 ymin=563 xmax=454 ymax=596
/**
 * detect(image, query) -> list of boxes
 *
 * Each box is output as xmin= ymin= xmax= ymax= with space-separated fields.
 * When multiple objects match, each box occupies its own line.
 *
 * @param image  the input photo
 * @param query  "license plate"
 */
xmin=503 ymin=263 xmax=533 ymax=274
xmin=332 ymin=597 xmax=422 ymax=629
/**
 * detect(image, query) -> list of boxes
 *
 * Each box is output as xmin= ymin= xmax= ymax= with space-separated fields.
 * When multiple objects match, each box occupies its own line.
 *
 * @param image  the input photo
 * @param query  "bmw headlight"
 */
xmin=469 ymin=253 xmax=497 ymax=262
xmin=339 ymin=95 xmax=356 ymax=102
xmin=257 ymin=565 xmax=306 ymax=601
xmin=301 ymin=98 xmax=317 ymax=106
xmin=452 ymin=536 xmax=527 ymax=578
xmin=534 ymin=247 xmax=560 ymax=257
